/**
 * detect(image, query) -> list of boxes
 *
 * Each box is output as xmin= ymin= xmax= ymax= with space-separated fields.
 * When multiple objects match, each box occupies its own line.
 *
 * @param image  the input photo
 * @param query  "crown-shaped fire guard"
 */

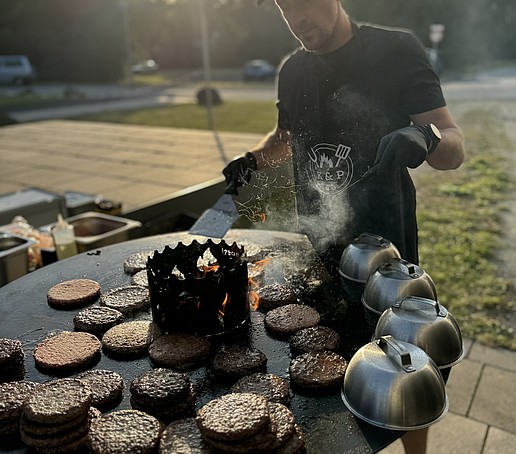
xmin=147 ymin=240 xmax=249 ymax=336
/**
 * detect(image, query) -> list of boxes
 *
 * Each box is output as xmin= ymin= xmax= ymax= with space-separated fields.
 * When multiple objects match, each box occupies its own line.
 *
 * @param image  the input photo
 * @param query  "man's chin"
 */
xmin=298 ymin=37 xmax=318 ymax=52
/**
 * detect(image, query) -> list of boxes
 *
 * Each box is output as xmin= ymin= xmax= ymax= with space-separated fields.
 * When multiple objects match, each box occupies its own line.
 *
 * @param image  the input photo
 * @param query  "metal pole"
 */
xmin=120 ymin=0 xmax=133 ymax=86
xmin=197 ymin=0 xmax=214 ymax=130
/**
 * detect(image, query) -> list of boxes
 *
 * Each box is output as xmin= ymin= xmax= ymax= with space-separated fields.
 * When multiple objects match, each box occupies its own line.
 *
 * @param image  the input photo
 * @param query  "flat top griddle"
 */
xmin=0 ymin=229 xmax=401 ymax=454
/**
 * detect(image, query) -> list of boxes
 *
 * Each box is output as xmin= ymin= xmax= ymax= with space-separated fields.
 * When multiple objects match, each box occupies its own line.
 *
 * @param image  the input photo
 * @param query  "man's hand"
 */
xmin=374 ymin=125 xmax=435 ymax=173
xmin=222 ymin=152 xmax=257 ymax=195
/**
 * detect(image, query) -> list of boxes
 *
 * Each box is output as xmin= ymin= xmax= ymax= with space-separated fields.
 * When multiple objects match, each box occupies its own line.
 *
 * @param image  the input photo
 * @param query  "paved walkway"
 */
xmin=0 ymin=120 xmax=261 ymax=214
xmin=0 ymin=119 xmax=515 ymax=453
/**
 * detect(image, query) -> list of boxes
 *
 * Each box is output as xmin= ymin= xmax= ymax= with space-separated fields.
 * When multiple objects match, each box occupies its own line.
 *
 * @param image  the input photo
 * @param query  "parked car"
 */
xmin=0 ymin=55 xmax=35 ymax=85
xmin=242 ymin=59 xmax=276 ymax=81
xmin=130 ymin=59 xmax=160 ymax=75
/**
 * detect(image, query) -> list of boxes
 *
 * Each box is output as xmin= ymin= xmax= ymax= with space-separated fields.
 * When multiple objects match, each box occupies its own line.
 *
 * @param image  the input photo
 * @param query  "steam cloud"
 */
xmin=297 ymin=180 xmax=354 ymax=255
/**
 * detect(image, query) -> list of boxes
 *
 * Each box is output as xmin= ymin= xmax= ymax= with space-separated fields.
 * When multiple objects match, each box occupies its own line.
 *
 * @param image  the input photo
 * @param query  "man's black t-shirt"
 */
xmin=277 ymin=22 xmax=445 ymax=272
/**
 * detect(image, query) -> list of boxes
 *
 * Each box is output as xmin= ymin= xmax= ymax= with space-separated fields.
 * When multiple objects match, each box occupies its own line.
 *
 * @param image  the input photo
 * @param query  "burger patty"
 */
xmin=196 ymin=393 xmax=270 ymax=442
xmin=264 ymin=402 xmax=297 ymax=450
xmin=47 ymin=278 xmax=101 ymax=309
xmin=289 ymin=351 xmax=348 ymax=391
xmin=20 ymin=415 xmax=90 ymax=450
xmin=159 ymin=417 xmax=213 ymax=454
xmin=272 ymin=423 xmax=306 ymax=454
xmin=20 ymin=406 xmax=98 ymax=438
xmin=201 ymin=401 xmax=296 ymax=453
xmin=130 ymin=369 xmax=196 ymax=423
xmin=131 ymin=389 xmax=195 ymax=423
xmin=88 ymin=409 xmax=163 ymax=454
xmin=230 ymin=373 xmax=291 ymax=405
xmin=101 ymin=320 xmax=161 ymax=357
xmin=131 ymin=269 xmax=148 ymax=287
xmin=0 ymin=381 xmax=38 ymax=422
xmin=130 ymin=368 xmax=192 ymax=407
xmin=149 ymin=333 xmax=211 ymax=370
xmin=211 ymin=345 xmax=267 ymax=381
xmin=0 ymin=337 xmax=24 ymax=367
xmin=73 ymin=306 xmax=124 ymax=335
xmin=22 ymin=378 xmax=92 ymax=425
xmin=288 ymin=326 xmax=341 ymax=357
xmin=123 ymin=251 xmax=154 ymax=275
xmin=33 ymin=331 xmax=101 ymax=373
xmin=75 ymin=369 xmax=124 ymax=411
xmin=257 ymin=283 xmax=298 ymax=312
xmin=264 ymin=304 xmax=321 ymax=338
xmin=100 ymin=285 xmax=150 ymax=315
xmin=0 ymin=337 xmax=25 ymax=382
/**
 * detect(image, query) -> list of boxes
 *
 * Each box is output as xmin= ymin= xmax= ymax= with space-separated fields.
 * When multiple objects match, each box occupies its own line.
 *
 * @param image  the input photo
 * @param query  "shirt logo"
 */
xmin=306 ymin=143 xmax=354 ymax=194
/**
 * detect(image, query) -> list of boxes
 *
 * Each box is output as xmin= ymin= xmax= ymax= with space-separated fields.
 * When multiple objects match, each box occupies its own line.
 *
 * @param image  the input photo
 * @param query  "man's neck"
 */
xmin=314 ymin=8 xmax=354 ymax=55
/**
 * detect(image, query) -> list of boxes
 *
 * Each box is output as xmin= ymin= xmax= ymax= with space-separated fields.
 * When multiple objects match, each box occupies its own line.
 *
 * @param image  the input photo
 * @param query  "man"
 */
xmin=224 ymin=2 xmax=464 ymax=450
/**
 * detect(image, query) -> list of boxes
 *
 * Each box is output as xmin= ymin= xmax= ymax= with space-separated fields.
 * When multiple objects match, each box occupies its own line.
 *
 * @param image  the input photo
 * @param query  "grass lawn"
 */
xmin=74 ymin=100 xmax=278 ymax=135
xmin=74 ymin=101 xmax=516 ymax=350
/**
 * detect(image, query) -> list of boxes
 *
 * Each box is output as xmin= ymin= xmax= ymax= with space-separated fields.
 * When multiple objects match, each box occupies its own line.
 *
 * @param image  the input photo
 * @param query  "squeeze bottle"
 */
xmin=52 ymin=214 xmax=78 ymax=260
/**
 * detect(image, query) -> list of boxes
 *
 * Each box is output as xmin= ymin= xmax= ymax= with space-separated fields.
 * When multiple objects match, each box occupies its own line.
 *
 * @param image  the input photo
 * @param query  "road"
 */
xmin=2 ymin=64 xmax=516 ymax=123
xmin=0 ymin=83 xmax=276 ymax=123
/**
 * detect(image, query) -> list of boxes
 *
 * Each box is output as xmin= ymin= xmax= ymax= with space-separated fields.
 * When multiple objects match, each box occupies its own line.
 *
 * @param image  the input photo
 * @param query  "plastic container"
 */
xmin=51 ymin=214 xmax=78 ymax=260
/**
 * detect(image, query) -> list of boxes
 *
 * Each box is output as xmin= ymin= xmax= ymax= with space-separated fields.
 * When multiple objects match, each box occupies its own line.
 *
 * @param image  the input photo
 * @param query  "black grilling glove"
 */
xmin=374 ymin=125 xmax=435 ymax=173
xmin=222 ymin=152 xmax=257 ymax=195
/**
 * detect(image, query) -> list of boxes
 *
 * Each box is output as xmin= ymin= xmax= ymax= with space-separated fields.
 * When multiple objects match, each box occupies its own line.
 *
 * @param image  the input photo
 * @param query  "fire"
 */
xmin=219 ymin=293 xmax=229 ymax=317
xmin=258 ymin=212 xmax=267 ymax=223
xmin=251 ymin=257 xmax=271 ymax=271
xmin=201 ymin=264 xmax=220 ymax=273
xmin=248 ymin=280 xmax=260 ymax=311
xmin=247 ymin=258 xmax=271 ymax=311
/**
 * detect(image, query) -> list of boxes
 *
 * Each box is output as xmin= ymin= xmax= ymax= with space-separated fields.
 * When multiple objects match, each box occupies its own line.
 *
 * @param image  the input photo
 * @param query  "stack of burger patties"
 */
xmin=130 ymin=368 xmax=196 ymax=423
xmin=0 ymin=338 xmax=25 ymax=382
xmin=20 ymin=378 xmax=96 ymax=453
xmin=0 ymin=381 xmax=38 ymax=439
xmin=196 ymin=392 xmax=306 ymax=453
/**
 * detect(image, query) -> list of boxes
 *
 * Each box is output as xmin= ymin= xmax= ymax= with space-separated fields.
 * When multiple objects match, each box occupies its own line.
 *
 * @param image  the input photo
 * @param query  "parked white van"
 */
xmin=0 ymin=55 xmax=35 ymax=85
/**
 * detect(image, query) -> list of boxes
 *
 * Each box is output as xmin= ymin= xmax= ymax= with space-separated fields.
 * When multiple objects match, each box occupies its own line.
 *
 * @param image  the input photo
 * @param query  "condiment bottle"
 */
xmin=52 ymin=214 xmax=78 ymax=260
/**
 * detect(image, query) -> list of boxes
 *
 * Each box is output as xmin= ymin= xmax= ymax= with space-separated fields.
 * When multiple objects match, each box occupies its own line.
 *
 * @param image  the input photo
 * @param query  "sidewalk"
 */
xmin=0 ymin=120 xmax=515 ymax=453
xmin=379 ymin=339 xmax=516 ymax=454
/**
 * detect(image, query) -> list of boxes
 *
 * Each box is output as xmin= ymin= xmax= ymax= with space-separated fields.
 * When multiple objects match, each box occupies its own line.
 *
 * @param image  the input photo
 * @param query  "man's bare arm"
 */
xmin=411 ymin=106 xmax=465 ymax=170
xmin=248 ymin=127 xmax=292 ymax=170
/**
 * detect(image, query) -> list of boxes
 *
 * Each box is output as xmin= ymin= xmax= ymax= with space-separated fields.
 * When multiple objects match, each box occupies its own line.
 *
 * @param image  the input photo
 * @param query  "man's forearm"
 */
xmin=426 ymin=126 xmax=465 ymax=170
xmin=410 ymin=107 xmax=465 ymax=171
xmin=249 ymin=127 xmax=292 ymax=170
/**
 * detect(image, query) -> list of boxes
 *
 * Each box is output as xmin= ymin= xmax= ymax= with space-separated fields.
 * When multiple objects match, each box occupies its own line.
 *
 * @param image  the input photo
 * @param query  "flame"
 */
xmin=258 ymin=212 xmax=267 ymax=223
xmin=202 ymin=264 xmax=220 ymax=273
xmin=247 ymin=257 xmax=271 ymax=311
xmin=218 ymin=293 xmax=229 ymax=317
xmin=248 ymin=274 xmax=260 ymax=310
xmin=250 ymin=257 xmax=271 ymax=271
xmin=248 ymin=288 xmax=260 ymax=311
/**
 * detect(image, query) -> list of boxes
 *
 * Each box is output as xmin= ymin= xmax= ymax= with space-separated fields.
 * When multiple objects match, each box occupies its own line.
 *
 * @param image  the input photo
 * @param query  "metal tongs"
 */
xmin=348 ymin=163 xmax=380 ymax=189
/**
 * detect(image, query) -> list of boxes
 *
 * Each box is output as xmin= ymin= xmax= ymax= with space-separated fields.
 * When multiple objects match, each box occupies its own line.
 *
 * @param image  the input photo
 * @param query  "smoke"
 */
xmin=236 ymin=156 xmax=355 ymax=258
xmin=297 ymin=181 xmax=354 ymax=256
